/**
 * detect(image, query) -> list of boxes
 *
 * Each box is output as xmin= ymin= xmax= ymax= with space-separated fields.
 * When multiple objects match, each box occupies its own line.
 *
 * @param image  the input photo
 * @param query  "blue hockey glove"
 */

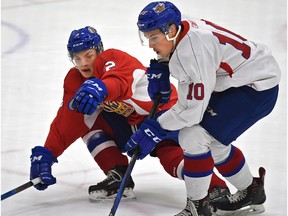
xmin=125 ymin=118 xmax=168 ymax=160
xmin=147 ymin=59 xmax=171 ymax=104
xmin=69 ymin=78 xmax=108 ymax=115
xmin=30 ymin=146 xmax=58 ymax=190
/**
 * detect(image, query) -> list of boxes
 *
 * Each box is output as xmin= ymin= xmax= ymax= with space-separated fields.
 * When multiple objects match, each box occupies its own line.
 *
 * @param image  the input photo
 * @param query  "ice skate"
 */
xmin=175 ymin=195 xmax=212 ymax=216
xmin=209 ymin=186 xmax=231 ymax=202
xmin=213 ymin=167 xmax=266 ymax=216
xmin=88 ymin=165 xmax=136 ymax=202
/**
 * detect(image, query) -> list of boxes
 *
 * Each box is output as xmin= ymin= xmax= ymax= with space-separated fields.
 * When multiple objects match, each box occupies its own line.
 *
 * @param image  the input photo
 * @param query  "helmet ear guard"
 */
xmin=67 ymin=26 xmax=104 ymax=58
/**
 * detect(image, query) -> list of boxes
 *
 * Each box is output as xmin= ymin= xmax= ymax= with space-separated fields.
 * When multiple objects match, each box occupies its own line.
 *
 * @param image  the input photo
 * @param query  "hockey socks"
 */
xmin=183 ymin=151 xmax=214 ymax=200
xmin=155 ymin=140 xmax=183 ymax=178
xmin=215 ymin=145 xmax=253 ymax=190
xmin=156 ymin=141 xmax=228 ymax=192
xmin=94 ymin=146 xmax=128 ymax=174
xmin=85 ymin=131 xmax=128 ymax=174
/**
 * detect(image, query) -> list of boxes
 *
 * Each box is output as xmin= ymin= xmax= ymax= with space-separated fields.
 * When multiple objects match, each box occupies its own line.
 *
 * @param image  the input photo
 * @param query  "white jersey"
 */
xmin=158 ymin=19 xmax=281 ymax=131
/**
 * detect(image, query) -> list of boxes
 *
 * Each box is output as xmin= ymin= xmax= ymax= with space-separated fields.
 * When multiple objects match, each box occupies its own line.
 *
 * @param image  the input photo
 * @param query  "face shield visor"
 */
xmin=139 ymin=30 xmax=174 ymax=46
xmin=69 ymin=49 xmax=97 ymax=67
xmin=138 ymin=24 xmax=182 ymax=47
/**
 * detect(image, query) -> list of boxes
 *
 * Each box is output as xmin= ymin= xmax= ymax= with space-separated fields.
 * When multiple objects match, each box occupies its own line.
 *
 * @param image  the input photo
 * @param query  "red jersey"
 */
xmin=44 ymin=49 xmax=177 ymax=157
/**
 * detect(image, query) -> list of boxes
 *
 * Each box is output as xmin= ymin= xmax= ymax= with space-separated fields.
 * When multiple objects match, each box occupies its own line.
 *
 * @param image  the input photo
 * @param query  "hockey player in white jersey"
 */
xmin=125 ymin=1 xmax=281 ymax=216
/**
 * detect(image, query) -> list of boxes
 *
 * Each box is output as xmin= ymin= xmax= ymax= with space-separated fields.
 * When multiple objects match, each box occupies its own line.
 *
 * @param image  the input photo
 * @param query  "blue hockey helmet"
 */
xmin=67 ymin=26 xmax=104 ymax=56
xmin=137 ymin=1 xmax=181 ymax=34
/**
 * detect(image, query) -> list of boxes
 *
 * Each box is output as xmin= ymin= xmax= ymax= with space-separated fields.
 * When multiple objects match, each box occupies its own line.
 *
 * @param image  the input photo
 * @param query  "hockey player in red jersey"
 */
xmin=29 ymin=26 xmax=229 ymax=202
xmin=124 ymin=1 xmax=280 ymax=216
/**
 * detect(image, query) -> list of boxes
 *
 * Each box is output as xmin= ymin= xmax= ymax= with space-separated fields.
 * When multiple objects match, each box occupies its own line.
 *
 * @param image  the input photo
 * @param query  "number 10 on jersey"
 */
xmin=187 ymin=83 xmax=205 ymax=100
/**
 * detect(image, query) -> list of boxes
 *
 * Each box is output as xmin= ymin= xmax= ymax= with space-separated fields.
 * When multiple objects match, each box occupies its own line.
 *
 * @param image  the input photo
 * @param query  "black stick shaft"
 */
xmin=109 ymin=96 xmax=160 ymax=216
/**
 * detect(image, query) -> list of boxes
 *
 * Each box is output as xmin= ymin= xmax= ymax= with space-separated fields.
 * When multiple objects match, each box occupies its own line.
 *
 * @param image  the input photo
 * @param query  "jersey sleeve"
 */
xmin=94 ymin=49 xmax=147 ymax=101
xmin=44 ymin=68 xmax=94 ymax=157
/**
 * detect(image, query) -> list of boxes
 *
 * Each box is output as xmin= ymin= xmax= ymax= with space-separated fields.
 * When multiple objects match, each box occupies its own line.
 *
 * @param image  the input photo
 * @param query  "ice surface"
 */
xmin=1 ymin=0 xmax=287 ymax=215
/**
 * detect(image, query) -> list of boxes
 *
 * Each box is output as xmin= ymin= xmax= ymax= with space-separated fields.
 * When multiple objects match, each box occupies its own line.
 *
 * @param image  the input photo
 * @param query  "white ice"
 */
xmin=1 ymin=0 xmax=287 ymax=215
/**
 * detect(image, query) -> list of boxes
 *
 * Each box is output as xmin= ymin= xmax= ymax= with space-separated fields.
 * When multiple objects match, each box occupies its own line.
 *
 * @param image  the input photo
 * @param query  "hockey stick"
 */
xmin=109 ymin=95 xmax=160 ymax=216
xmin=1 ymin=177 xmax=41 ymax=201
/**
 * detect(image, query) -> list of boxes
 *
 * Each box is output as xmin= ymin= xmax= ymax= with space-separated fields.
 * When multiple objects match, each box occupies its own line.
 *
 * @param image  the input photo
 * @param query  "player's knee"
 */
xmin=179 ymin=125 xmax=213 ymax=154
xmin=210 ymin=140 xmax=232 ymax=164
xmin=82 ymin=130 xmax=116 ymax=157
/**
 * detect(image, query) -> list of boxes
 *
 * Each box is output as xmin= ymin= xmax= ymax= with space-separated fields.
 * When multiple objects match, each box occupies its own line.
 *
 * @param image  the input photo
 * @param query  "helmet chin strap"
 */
xmin=165 ymin=25 xmax=182 ymax=53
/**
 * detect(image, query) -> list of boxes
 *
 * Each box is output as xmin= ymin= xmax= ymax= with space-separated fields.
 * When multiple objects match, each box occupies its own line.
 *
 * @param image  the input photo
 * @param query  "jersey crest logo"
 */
xmin=100 ymin=101 xmax=135 ymax=117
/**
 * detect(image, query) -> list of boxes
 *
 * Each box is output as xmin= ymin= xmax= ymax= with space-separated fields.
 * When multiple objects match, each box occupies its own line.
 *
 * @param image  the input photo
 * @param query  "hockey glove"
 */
xmin=125 ymin=118 xmax=168 ymax=160
xmin=30 ymin=146 xmax=58 ymax=190
xmin=147 ymin=59 xmax=171 ymax=104
xmin=69 ymin=78 xmax=108 ymax=115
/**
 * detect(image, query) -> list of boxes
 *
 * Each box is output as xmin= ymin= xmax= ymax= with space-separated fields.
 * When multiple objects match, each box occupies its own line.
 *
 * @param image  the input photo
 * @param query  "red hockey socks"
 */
xmin=155 ymin=140 xmax=183 ymax=178
xmin=215 ymin=145 xmax=245 ymax=178
xmin=94 ymin=146 xmax=128 ymax=174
